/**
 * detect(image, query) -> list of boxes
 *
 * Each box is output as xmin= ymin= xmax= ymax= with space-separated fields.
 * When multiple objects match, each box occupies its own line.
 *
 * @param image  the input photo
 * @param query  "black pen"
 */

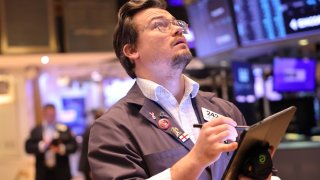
xmin=193 ymin=124 xmax=249 ymax=131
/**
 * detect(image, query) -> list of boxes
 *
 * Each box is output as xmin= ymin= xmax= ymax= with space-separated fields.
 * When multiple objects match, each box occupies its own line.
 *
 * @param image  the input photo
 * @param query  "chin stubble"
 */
xmin=171 ymin=51 xmax=192 ymax=70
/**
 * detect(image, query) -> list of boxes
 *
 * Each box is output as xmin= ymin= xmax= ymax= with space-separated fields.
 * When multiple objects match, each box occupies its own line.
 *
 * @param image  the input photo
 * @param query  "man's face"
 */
xmin=131 ymin=8 xmax=192 ymax=75
xmin=43 ymin=107 xmax=56 ymax=124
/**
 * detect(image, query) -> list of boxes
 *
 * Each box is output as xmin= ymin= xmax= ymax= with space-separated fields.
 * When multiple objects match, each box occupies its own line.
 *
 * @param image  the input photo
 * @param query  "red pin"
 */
xmin=158 ymin=118 xmax=170 ymax=130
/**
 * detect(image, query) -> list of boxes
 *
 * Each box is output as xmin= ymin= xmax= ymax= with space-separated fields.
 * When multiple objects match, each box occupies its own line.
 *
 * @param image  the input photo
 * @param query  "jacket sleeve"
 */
xmin=78 ymin=127 xmax=91 ymax=173
xmin=229 ymin=102 xmax=247 ymax=126
xmin=61 ymin=127 xmax=78 ymax=154
xmin=88 ymin=108 xmax=148 ymax=180
xmin=25 ymin=126 xmax=43 ymax=154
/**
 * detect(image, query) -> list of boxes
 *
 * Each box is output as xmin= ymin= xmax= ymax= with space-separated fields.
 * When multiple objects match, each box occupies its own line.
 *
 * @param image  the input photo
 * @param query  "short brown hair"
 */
xmin=113 ymin=0 xmax=167 ymax=78
xmin=43 ymin=103 xmax=55 ymax=110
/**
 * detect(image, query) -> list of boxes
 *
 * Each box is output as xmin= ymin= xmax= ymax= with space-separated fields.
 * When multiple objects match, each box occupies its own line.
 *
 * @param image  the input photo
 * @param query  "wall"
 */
xmin=0 ymin=69 xmax=36 ymax=180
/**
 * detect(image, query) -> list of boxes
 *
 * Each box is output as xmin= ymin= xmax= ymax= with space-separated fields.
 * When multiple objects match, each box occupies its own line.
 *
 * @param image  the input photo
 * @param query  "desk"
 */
xmin=273 ymin=141 xmax=320 ymax=180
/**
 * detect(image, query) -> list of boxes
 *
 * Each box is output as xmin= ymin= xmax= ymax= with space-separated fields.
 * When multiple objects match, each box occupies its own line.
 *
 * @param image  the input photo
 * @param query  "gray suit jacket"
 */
xmin=88 ymin=83 xmax=246 ymax=180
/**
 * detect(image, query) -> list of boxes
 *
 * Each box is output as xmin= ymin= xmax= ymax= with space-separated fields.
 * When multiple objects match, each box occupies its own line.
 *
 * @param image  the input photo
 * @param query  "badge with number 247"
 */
xmin=201 ymin=107 xmax=221 ymax=121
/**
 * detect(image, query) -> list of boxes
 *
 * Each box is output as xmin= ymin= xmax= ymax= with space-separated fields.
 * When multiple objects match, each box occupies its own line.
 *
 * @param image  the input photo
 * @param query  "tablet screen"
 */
xmin=222 ymin=106 xmax=297 ymax=179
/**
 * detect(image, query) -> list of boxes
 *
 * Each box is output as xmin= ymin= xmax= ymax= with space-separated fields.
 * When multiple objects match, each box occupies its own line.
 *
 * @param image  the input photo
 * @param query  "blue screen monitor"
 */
xmin=187 ymin=0 xmax=238 ymax=58
xmin=273 ymin=57 xmax=316 ymax=92
xmin=167 ymin=0 xmax=184 ymax=7
xmin=61 ymin=97 xmax=86 ymax=136
xmin=231 ymin=61 xmax=255 ymax=96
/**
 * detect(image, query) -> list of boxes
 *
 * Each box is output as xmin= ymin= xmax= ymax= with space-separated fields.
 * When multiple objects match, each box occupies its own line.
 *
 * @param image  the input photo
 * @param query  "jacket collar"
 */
xmin=125 ymin=83 xmax=193 ymax=150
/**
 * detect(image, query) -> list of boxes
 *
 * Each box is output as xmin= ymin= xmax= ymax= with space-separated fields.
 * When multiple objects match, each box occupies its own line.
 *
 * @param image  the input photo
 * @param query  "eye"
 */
xmin=151 ymin=19 xmax=170 ymax=30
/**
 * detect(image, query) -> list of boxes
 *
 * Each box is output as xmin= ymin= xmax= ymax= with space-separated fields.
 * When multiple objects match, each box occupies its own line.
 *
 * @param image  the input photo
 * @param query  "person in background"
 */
xmin=79 ymin=109 xmax=104 ymax=180
xmin=88 ymin=0 xmax=274 ymax=179
xmin=25 ymin=103 xmax=78 ymax=180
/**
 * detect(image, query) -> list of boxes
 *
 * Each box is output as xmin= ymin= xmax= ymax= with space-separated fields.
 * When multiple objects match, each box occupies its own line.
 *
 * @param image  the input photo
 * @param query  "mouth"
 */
xmin=173 ymin=38 xmax=187 ymax=46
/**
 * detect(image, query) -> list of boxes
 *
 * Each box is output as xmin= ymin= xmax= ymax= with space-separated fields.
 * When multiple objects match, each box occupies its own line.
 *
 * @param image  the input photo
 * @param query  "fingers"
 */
xmin=201 ymin=116 xmax=239 ymax=142
xmin=191 ymin=115 xmax=240 ymax=166
xmin=215 ymin=141 xmax=238 ymax=152
xmin=204 ymin=115 xmax=237 ymax=127
xmin=204 ymin=124 xmax=238 ymax=142
xmin=268 ymin=145 xmax=275 ymax=157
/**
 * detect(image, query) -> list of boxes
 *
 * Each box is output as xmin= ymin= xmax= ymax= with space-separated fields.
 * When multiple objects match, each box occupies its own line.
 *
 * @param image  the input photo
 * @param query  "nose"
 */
xmin=172 ymin=25 xmax=183 ymax=36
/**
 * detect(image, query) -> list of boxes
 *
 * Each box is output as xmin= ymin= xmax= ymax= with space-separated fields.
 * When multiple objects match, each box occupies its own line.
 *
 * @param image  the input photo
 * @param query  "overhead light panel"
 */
xmin=40 ymin=56 xmax=50 ymax=64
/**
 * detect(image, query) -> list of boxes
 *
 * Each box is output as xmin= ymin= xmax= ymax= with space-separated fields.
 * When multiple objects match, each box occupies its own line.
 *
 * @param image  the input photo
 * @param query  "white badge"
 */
xmin=201 ymin=107 xmax=222 ymax=121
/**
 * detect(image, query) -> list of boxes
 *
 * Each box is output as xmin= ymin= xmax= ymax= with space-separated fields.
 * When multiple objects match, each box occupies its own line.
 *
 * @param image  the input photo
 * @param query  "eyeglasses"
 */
xmin=145 ymin=18 xmax=189 ymax=34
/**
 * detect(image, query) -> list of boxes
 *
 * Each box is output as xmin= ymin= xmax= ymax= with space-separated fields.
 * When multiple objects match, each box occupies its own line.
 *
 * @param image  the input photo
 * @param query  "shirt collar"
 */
xmin=43 ymin=121 xmax=56 ymax=129
xmin=136 ymin=75 xmax=199 ymax=101
xmin=184 ymin=75 xmax=200 ymax=98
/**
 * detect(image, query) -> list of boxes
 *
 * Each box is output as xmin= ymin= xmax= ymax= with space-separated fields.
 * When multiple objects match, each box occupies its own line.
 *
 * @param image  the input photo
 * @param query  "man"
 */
xmin=25 ymin=104 xmax=78 ymax=180
xmin=88 ymin=0 xmax=246 ymax=179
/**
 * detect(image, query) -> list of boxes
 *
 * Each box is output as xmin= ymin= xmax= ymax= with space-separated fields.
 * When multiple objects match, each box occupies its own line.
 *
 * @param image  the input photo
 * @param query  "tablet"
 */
xmin=222 ymin=106 xmax=297 ymax=180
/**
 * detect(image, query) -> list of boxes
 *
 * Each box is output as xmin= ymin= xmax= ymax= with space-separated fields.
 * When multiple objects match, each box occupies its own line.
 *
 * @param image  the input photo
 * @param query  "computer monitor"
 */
xmin=186 ymin=0 xmax=239 ymax=58
xmin=231 ymin=61 xmax=254 ymax=96
xmin=273 ymin=57 xmax=316 ymax=92
xmin=233 ymin=0 xmax=320 ymax=46
xmin=269 ymin=97 xmax=316 ymax=136
xmin=61 ymin=97 xmax=86 ymax=136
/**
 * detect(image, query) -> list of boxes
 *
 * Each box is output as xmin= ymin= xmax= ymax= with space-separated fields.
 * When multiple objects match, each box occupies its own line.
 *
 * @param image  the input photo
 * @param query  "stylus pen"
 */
xmin=193 ymin=124 xmax=249 ymax=131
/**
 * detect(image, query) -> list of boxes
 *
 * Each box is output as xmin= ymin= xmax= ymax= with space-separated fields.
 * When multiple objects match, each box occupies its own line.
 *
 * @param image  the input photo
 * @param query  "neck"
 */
xmin=139 ymin=72 xmax=186 ymax=103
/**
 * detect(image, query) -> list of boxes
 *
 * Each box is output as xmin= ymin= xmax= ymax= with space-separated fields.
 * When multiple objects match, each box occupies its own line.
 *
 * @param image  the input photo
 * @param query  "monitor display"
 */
xmin=273 ymin=57 xmax=316 ymax=92
xmin=231 ymin=61 xmax=255 ymax=96
xmin=186 ymin=0 xmax=238 ymax=58
xmin=269 ymin=97 xmax=316 ymax=135
xmin=61 ymin=97 xmax=86 ymax=136
xmin=233 ymin=0 xmax=320 ymax=46
xmin=167 ymin=0 xmax=184 ymax=7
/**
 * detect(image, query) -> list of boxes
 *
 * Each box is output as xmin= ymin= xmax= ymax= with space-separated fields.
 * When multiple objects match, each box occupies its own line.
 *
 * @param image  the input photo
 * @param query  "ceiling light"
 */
xmin=298 ymin=39 xmax=309 ymax=46
xmin=91 ymin=71 xmax=103 ymax=82
xmin=40 ymin=56 xmax=50 ymax=64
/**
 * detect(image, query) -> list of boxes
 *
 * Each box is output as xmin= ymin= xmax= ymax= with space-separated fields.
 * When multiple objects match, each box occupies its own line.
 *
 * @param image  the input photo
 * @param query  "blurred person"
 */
xmin=88 ymin=0 xmax=275 ymax=179
xmin=79 ymin=109 xmax=104 ymax=180
xmin=25 ymin=104 xmax=78 ymax=180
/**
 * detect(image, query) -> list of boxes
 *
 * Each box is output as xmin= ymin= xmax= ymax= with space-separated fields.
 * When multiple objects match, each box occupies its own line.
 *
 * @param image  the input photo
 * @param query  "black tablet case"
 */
xmin=222 ymin=106 xmax=297 ymax=180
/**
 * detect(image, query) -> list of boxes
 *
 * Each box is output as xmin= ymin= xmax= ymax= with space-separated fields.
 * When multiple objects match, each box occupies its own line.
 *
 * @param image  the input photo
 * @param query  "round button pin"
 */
xmin=158 ymin=118 xmax=170 ymax=130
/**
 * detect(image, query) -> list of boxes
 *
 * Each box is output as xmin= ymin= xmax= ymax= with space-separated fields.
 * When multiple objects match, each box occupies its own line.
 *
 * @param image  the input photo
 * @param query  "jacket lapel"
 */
xmin=192 ymin=91 xmax=227 ymax=124
xmin=191 ymin=93 xmax=213 ymax=125
xmin=139 ymin=98 xmax=194 ymax=151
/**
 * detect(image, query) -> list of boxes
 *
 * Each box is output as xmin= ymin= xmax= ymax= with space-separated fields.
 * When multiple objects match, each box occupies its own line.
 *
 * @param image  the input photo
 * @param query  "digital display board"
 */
xmin=167 ymin=0 xmax=184 ymax=6
xmin=282 ymin=0 xmax=320 ymax=35
xmin=273 ymin=57 xmax=316 ymax=92
xmin=187 ymin=0 xmax=239 ymax=58
xmin=233 ymin=0 xmax=320 ymax=46
xmin=61 ymin=97 xmax=86 ymax=136
xmin=231 ymin=61 xmax=255 ymax=96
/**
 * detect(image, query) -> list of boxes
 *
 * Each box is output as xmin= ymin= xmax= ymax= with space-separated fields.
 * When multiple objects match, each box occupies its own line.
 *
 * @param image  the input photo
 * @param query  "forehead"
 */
xmin=133 ymin=8 xmax=174 ymax=25
xmin=44 ymin=107 xmax=55 ymax=112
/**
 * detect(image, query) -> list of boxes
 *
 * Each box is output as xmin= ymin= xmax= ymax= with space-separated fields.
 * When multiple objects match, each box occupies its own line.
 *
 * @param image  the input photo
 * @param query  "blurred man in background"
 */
xmin=25 ymin=103 xmax=78 ymax=180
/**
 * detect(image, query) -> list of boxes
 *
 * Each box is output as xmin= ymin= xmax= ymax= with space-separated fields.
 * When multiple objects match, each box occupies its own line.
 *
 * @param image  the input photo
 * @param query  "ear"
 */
xmin=123 ymin=44 xmax=139 ymax=61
